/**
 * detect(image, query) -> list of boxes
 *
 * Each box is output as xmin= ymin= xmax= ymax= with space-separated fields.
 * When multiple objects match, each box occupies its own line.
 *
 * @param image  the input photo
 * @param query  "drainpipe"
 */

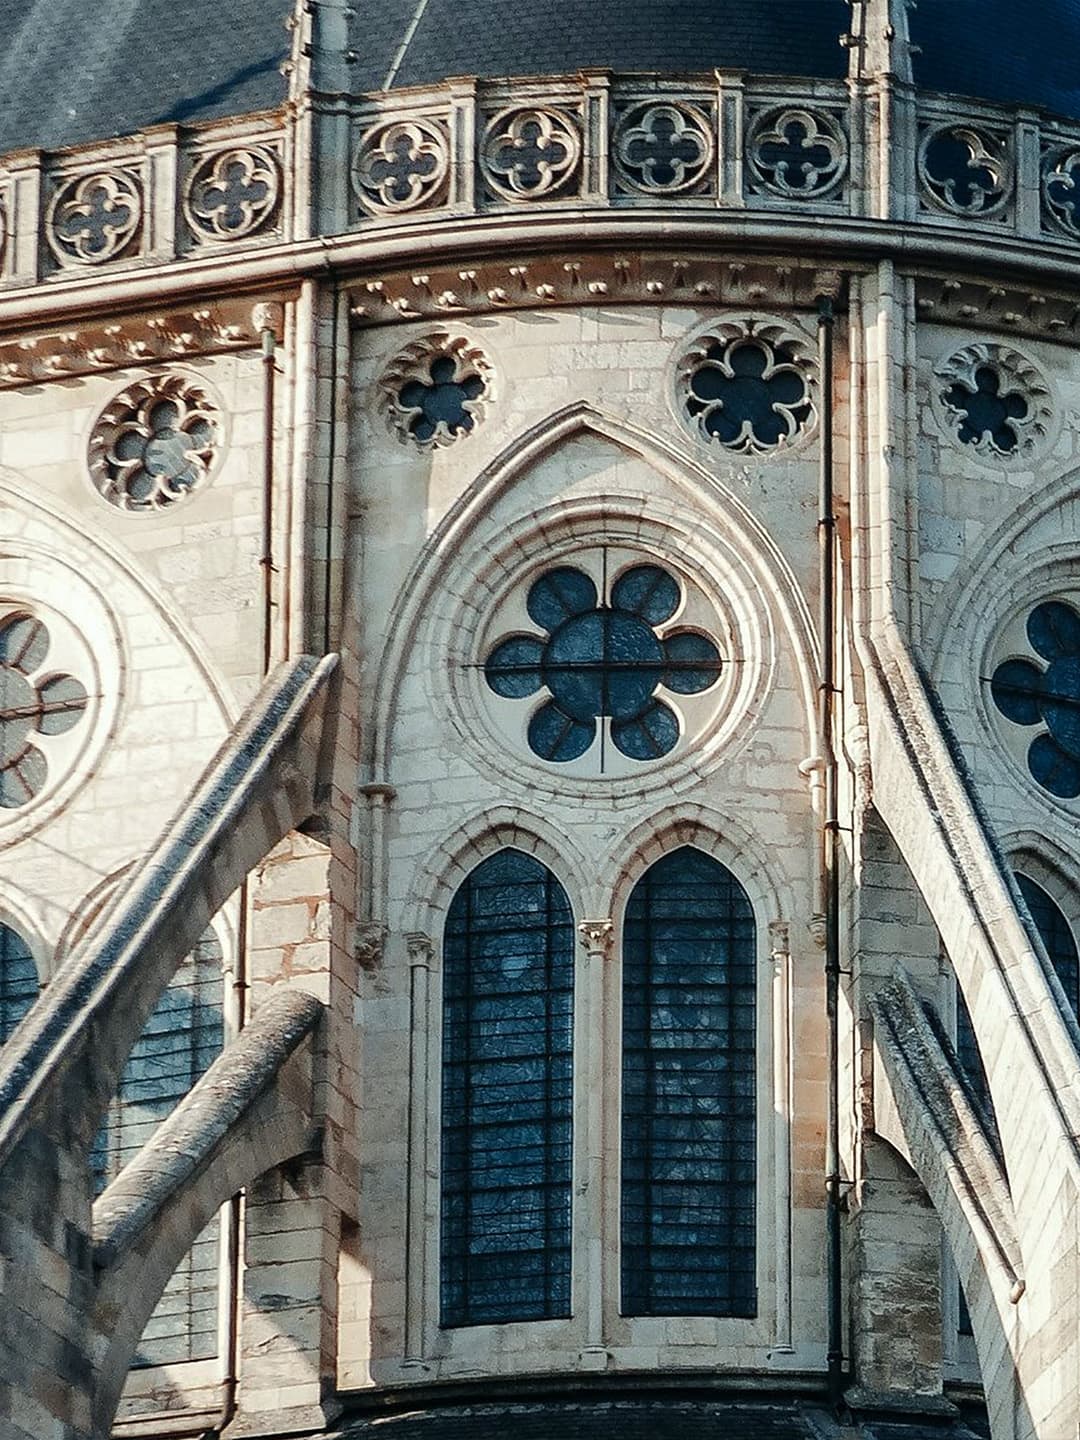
xmin=817 ymin=291 xmax=846 ymax=1409
xmin=259 ymin=321 xmax=278 ymax=675
xmin=200 ymin=311 xmax=279 ymax=1440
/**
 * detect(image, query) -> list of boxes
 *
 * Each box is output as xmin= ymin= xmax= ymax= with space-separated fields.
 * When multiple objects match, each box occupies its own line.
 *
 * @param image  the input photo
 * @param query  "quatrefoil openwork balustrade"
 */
xmin=918 ymin=124 xmax=1013 ymax=217
xmin=991 ymin=600 xmax=1080 ymax=800
xmin=676 ymin=318 xmax=817 ymax=454
xmin=745 ymin=106 xmax=848 ymax=200
xmin=484 ymin=559 xmax=723 ymax=769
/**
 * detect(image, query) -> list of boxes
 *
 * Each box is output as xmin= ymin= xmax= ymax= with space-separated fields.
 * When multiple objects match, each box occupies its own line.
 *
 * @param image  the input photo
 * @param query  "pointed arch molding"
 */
xmin=365 ymin=402 xmax=822 ymax=787
xmin=402 ymin=804 xmax=595 ymax=938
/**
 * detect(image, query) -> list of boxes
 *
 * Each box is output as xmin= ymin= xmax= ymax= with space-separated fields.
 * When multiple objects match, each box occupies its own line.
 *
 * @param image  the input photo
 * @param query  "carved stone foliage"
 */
xmin=380 ymin=332 xmax=491 ymax=447
xmin=918 ymin=124 xmax=1013 ymax=217
xmin=745 ymin=106 xmax=847 ymax=199
xmin=354 ymin=117 xmax=450 ymax=215
xmin=480 ymin=107 xmax=582 ymax=201
xmin=677 ymin=317 xmax=817 ymax=453
xmin=46 ymin=169 xmax=143 ymax=266
xmin=1042 ymin=146 xmax=1080 ymax=238
xmin=184 ymin=145 xmax=281 ymax=241
xmin=0 ymin=300 xmax=275 ymax=390
xmin=611 ymin=102 xmax=714 ymax=195
xmin=88 ymin=373 xmax=222 ymax=511
xmin=934 ymin=343 xmax=1052 ymax=461
xmin=0 ymin=612 xmax=88 ymax=810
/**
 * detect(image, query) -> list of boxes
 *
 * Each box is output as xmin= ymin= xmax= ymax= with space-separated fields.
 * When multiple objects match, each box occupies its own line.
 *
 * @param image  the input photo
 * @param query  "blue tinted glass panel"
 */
xmin=1017 ymin=874 xmax=1079 ymax=1018
xmin=621 ymin=847 xmax=756 ymax=1318
xmin=92 ymin=928 xmax=224 ymax=1366
xmin=441 ymin=850 xmax=574 ymax=1326
xmin=0 ymin=923 xmax=38 ymax=1044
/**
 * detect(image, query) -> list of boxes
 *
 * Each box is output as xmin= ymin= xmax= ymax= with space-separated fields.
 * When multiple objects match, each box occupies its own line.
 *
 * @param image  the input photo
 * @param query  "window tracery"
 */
xmin=934 ymin=343 xmax=1051 ymax=462
xmin=88 ymin=373 xmax=222 ymax=511
xmin=991 ymin=600 xmax=1080 ymax=799
xmin=485 ymin=564 xmax=721 ymax=764
xmin=0 ymin=612 xmax=88 ymax=810
xmin=381 ymin=333 xmax=491 ymax=447
xmin=677 ymin=318 xmax=817 ymax=453
xmin=440 ymin=850 xmax=574 ymax=1326
xmin=0 ymin=922 xmax=38 ymax=1044
xmin=92 ymin=928 xmax=225 ymax=1365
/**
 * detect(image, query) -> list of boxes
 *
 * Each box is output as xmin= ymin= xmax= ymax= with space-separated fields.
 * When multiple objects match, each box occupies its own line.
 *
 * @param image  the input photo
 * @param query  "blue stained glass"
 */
xmin=441 ymin=850 xmax=574 ymax=1327
xmin=687 ymin=340 xmax=811 ymax=449
xmin=662 ymin=630 xmax=723 ymax=695
xmin=621 ymin=847 xmax=757 ymax=1318
xmin=92 ymin=929 xmax=224 ymax=1367
xmin=399 ymin=357 xmax=485 ymax=443
xmin=1029 ymin=600 xmax=1080 ymax=662
xmin=526 ymin=567 xmax=598 ymax=630
xmin=485 ymin=562 xmax=723 ymax=765
xmin=943 ymin=366 xmax=1027 ymax=452
xmin=990 ymin=658 xmax=1044 ymax=726
xmin=610 ymin=566 xmax=680 ymax=625
xmin=1018 ymin=873 xmax=1080 ymax=1017
xmin=991 ymin=600 xmax=1080 ymax=799
xmin=485 ymin=635 xmax=545 ymax=699
xmin=0 ymin=922 xmax=38 ymax=1045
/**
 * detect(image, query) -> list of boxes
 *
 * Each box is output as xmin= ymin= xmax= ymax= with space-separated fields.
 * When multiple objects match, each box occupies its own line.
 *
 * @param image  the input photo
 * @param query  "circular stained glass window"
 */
xmin=484 ymin=558 xmax=724 ymax=771
xmin=990 ymin=599 xmax=1080 ymax=800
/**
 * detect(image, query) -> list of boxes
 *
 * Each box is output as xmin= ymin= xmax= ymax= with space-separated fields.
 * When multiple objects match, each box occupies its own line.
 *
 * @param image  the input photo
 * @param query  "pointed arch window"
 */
xmin=621 ymin=846 xmax=757 ymax=1318
xmin=92 ymin=928 xmax=225 ymax=1366
xmin=0 ymin=922 xmax=39 ymax=1043
xmin=441 ymin=850 xmax=574 ymax=1327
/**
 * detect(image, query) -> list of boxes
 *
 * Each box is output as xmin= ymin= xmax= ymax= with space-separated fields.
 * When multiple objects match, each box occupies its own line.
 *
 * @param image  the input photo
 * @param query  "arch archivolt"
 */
xmin=1001 ymin=831 xmax=1080 ymax=954
xmin=401 ymin=804 xmax=595 ymax=941
xmin=367 ymin=402 xmax=821 ymax=796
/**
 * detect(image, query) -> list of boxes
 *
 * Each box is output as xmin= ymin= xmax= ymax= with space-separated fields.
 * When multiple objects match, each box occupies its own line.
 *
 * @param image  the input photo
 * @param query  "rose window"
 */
xmin=89 ymin=375 xmax=221 ymax=511
xmin=991 ymin=600 xmax=1080 ymax=799
xmin=484 ymin=563 xmax=722 ymax=766
xmin=381 ymin=334 xmax=491 ymax=448
xmin=944 ymin=366 xmax=1028 ymax=454
xmin=679 ymin=324 xmax=816 ymax=453
xmin=0 ymin=614 xmax=88 ymax=809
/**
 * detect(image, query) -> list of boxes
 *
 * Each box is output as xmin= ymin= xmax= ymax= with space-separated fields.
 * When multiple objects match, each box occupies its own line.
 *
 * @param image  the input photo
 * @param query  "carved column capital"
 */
xmin=577 ymin=918 xmax=614 ymax=957
xmin=406 ymin=931 xmax=435 ymax=969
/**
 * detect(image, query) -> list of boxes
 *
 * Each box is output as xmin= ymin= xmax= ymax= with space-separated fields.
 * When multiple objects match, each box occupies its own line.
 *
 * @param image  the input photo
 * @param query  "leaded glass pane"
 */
xmin=92 ymin=928 xmax=225 ymax=1367
xmin=441 ymin=850 xmax=574 ymax=1327
xmin=0 ymin=923 xmax=39 ymax=1044
xmin=1017 ymin=874 xmax=1079 ymax=1017
xmin=621 ymin=847 xmax=756 ymax=1318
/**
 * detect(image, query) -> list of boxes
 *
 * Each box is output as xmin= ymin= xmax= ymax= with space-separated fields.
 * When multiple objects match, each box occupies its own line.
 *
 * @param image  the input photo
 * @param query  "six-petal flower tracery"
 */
xmin=0 ymin=613 xmax=88 ymax=809
xmin=679 ymin=324 xmax=816 ymax=453
xmin=484 ymin=563 xmax=722 ymax=766
xmin=991 ymin=600 xmax=1080 ymax=799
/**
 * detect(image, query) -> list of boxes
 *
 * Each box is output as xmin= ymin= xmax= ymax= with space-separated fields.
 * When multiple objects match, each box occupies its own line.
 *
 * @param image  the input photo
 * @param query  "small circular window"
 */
xmin=481 ymin=550 xmax=730 ymax=777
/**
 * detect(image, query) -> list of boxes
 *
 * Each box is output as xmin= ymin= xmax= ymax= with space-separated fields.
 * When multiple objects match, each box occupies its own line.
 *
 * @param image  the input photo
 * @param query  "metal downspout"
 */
xmin=817 ymin=293 xmax=846 ymax=1409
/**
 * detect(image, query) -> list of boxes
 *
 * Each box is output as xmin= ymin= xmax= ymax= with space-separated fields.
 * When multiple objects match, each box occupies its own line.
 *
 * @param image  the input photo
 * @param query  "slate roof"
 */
xmin=910 ymin=0 xmax=1080 ymax=120
xmin=346 ymin=0 xmax=850 ymax=93
xmin=3 ymin=0 xmax=1080 ymax=162
xmin=0 ymin=0 xmax=291 ymax=156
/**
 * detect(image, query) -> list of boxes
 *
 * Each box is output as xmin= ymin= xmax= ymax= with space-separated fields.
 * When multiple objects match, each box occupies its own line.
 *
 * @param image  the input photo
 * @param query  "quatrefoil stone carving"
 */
xmin=612 ymin=102 xmax=714 ymax=195
xmin=746 ymin=107 xmax=848 ymax=199
xmin=480 ymin=107 xmax=582 ymax=201
xmin=184 ymin=146 xmax=281 ymax=241
xmin=354 ymin=117 xmax=450 ymax=215
xmin=46 ymin=170 xmax=143 ymax=266
xmin=918 ymin=125 xmax=1013 ymax=217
